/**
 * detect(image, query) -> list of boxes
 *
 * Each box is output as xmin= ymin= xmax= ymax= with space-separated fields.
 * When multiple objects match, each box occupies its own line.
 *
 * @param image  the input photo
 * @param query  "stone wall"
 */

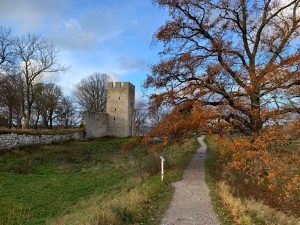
xmin=0 ymin=132 xmax=84 ymax=151
xmin=82 ymin=112 xmax=108 ymax=138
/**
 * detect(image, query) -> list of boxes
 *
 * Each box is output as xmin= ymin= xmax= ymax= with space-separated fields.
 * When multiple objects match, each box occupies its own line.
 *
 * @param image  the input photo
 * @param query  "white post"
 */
xmin=160 ymin=156 xmax=165 ymax=182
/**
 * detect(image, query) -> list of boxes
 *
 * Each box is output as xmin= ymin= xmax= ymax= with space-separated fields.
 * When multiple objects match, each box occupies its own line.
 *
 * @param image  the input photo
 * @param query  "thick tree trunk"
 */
xmin=249 ymin=93 xmax=263 ymax=133
xmin=49 ymin=110 xmax=53 ymax=129
xmin=65 ymin=118 xmax=69 ymax=128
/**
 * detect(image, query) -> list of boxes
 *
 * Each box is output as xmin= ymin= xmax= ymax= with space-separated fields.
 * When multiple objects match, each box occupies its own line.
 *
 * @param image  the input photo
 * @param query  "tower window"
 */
xmin=114 ymin=117 xmax=115 ymax=121
xmin=119 ymin=97 xmax=120 ymax=100
xmin=115 ymin=108 xmax=116 ymax=111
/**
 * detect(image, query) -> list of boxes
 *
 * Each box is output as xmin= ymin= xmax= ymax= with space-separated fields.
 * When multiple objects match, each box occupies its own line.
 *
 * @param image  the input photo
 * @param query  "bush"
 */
xmin=210 ymin=120 xmax=300 ymax=215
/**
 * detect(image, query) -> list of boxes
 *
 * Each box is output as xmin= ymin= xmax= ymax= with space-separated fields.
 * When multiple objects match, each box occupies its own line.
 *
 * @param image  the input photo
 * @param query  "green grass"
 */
xmin=0 ymin=137 xmax=198 ymax=225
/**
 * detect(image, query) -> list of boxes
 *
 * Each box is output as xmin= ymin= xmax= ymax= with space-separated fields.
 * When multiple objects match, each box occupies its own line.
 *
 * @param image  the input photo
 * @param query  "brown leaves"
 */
xmin=214 ymin=120 xmax=300 ymax=207
xmin=149 ymin=0 xmax=300 ymax=133
xmin=155 ymin=18 xmax=183 ymax=43
xmin=147 ymin=101 xmax=212 ymax=141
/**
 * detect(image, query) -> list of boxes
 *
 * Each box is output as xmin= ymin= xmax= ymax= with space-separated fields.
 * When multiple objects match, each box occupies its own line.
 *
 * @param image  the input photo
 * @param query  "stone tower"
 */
xmin=106 ymin=82 xmax=135 ymax=137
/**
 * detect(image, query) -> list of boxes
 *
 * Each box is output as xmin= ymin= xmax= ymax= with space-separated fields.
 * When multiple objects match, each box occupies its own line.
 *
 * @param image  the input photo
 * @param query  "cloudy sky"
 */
xmin=0 ymin=0 xmax=169 ymax=99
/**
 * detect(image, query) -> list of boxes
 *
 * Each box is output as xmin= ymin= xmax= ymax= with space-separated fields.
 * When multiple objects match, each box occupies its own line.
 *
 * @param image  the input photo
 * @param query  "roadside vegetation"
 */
xmin=0 ymin=137 xmax=197 ymax=225
xmin=205 ymin=122 xmax=300 ymax=225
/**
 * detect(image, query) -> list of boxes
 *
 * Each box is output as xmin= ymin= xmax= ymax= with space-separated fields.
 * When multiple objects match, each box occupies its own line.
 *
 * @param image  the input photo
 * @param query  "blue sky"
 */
xmin=0 ymin=0 xmax=169 ymax=100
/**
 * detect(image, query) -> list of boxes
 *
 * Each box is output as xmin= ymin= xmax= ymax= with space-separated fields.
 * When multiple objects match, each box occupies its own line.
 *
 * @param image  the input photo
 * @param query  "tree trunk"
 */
xmin=249 ymin=92 xmax=263 ymax=133
xmin=16 ymin=111 xmax=22 ymax=129
xmin=34 ymin=113 xmax=40 ymax=130
xmin=65 ymin=118 xmax=69 ymax=128
xmin=8 ymin=106 xmax=13 ymax=128
xmin=49 ymin=110 xmax=53 ymax=129
xmin=42 ymin=115 xmax=49 ymax=128
xmin=23 ymin=82 xmax=32 ymax=129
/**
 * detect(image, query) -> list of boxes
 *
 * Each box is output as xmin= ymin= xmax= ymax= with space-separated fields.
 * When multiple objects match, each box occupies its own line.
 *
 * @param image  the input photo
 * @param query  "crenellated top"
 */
xmin=107 ymin=82 xmax=135 ymax=90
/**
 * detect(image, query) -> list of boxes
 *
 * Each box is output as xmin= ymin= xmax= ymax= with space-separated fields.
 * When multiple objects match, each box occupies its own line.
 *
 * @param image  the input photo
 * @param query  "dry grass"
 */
xmin=48 ymin=179 xmax=157 ymax=225
xmin=216 ymin=181 xmax=300 ymax=225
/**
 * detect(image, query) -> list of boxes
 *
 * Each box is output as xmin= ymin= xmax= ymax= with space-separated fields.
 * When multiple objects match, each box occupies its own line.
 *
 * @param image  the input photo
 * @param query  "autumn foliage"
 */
xmin=211 ymin=120 xmax=300 ymax=214
xmin=139 ymin=0 xmax=300 ymax=218
xmin=146 ymin=0 xmax=300 ymax=133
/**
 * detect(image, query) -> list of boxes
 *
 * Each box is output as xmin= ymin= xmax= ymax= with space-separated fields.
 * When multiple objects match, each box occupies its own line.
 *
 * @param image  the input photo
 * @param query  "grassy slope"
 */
xmin=205 ymin=137 xmax=300 ymax=225
xmin=204 ymin=138 xmax=234 ymax=225
xmin=0 ymin=137 xmax=198 ymax=225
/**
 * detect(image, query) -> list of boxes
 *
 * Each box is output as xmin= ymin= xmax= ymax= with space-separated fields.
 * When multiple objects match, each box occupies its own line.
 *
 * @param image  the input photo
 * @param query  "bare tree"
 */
xmin=37 ymin=83 xmax=62 ymax=129
xmin=0 ymin=74 xmax=24 ymax=128
xmin=145 ymin=0 xmax=300 ymax=133
xmin=134 ymin=101 xmax=149 ymax=136
xmin=56 ymin=97 xmax=78 ymax=128
xmin=14 ymin=33 xmax=67 ymax=128
xmin=0 ymin=26 xmax=14 ymax=75
xmin=74 ymin=73 xmax=110 ymax=112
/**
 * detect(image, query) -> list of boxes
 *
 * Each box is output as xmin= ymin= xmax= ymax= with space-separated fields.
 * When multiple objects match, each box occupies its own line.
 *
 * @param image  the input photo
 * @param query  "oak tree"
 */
xmin=145 ymin=0 xmax=300 ymax=133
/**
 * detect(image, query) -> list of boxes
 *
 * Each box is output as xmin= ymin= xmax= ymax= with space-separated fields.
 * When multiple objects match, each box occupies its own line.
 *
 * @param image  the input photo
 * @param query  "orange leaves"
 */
xmin=155 ymin=18 xmax=182 ymax=43
xmin=213 ymin=120 xmax=300 ymax=204
xmin=149 ymin=102 xmax=212 ymax=139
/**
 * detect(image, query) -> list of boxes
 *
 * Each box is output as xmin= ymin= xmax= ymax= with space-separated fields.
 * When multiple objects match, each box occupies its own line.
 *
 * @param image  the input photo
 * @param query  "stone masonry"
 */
xmin=0 ymin=132 xmax=83 ymax=151
xmin=83 ymin=82 xmax=135 ymax=138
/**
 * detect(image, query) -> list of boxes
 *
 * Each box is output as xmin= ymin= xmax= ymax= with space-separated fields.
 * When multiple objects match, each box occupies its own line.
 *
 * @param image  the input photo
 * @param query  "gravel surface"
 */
xmin=160 ymin=136 xmax=220 ymax=225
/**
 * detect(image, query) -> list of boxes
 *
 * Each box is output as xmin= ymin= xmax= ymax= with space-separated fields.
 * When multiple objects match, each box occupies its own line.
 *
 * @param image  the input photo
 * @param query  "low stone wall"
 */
xmin=0 ymin=132 xmax=84 ymax=151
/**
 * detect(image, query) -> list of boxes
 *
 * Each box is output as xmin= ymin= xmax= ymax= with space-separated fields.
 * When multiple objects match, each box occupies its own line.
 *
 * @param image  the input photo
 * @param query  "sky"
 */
xmin=0 ymin=0 xmax=169 ymax=100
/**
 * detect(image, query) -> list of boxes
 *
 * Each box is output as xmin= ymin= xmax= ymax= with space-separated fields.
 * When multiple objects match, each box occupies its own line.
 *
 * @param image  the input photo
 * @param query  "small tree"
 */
xmin=38 ymin=83 xmax=62 ymax=129
xmin=0 ymin=74 xmax=24 ymax=128
xmin=134 ymin=101 xmax=149 ymax=136
xmin=74 ymin=73 xmax=110 ymax=112
xmin=56 ymin=97 xmax=78 ymax=128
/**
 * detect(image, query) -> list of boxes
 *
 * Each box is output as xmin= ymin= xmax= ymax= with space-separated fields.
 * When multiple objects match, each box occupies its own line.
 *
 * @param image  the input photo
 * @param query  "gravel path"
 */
xmin=160 ymin=136 xmax=220 ymax=225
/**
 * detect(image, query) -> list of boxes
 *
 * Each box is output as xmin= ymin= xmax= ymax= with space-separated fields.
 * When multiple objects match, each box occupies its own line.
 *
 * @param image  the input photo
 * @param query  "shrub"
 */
xmin=212 ymin=120 xmax=300 ymax=214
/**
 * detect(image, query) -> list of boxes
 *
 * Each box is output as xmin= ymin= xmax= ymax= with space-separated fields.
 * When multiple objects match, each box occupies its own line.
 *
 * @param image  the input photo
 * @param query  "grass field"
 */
xmin=0 ymin=137 xmax=198 ymax=225
xmin=205 ymin=136 xmax=300 ymax=225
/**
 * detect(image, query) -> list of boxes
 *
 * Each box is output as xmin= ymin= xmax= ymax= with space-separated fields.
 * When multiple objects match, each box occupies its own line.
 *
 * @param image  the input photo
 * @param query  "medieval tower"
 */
xmin=83 ymin=82 xmax=135 ymax=138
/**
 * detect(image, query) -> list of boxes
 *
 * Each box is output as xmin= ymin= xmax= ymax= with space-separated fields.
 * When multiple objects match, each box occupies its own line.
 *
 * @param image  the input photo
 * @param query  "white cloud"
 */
xmin=0 ymin=0 xmax=125 ymax=50
xmin=52 ymin=7 xmax=125 ymax=50
xmin=119 ymin=57 xmax=148 ymax=71
xmin=0 ymin=0 xmax=69 ymax=31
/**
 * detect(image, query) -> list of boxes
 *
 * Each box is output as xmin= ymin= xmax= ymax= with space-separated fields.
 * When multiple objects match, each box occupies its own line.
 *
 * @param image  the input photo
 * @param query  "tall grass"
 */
xmin=216 ymin=181 xmax=300 ymax=225
xmin=0 ymin=199 xmax=30 ymax=225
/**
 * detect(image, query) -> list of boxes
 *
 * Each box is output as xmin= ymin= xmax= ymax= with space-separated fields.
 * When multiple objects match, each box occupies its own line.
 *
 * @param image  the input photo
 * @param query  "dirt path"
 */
xmin=160 ymin=136 xmax=219 ymax=225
